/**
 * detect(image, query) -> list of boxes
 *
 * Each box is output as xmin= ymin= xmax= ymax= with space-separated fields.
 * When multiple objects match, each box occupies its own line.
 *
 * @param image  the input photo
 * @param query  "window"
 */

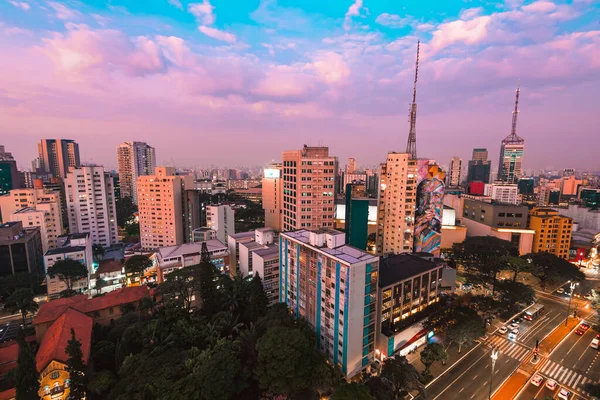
xmin=50 ymin=371 xmax=60 ymax=380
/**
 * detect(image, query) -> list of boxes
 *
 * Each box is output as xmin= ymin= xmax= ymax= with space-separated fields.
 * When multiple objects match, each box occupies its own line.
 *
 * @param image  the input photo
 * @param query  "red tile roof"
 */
xmin=0 ymin=342 xmax=18 ymax=376
xmin=35 ymin=308 xmax=92 ymax=372
xmin=34 ymin=286 xmax=150 ymax=326
xmin=97 ymin=259 xmax=124 ymax=275
xmin=0 ymin=388 xmax=15 ymax=400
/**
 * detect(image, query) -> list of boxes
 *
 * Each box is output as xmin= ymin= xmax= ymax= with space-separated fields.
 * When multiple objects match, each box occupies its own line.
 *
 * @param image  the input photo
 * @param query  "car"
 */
xmin=510 ymin=323 xmax=519 ymax=330
xmin=499 ymin=326 xmax=508 ymax=334
xmin=596 ymin=334 xmax=600 ymax=340
xmin=511 ymin=317 xmax=522 ymax=324
xmin=546 ymin=379 xmax=558 ymax=391
xmin=576 ymin=329 xmax=585 ymax=336
xmin=511 ymin=328 xmax=519 ymax=335
xmin=580 ymin=323 xmax=590 ymax=331
xmin=557 ymin=287 xmax=565 ymax=293
xmin=591 ymin=338 xmax=600 ymax=350
xmin=558 ymin=388 xmax=571 ymax=399
xmin=530 ymin=374 xmax=544 ymax=387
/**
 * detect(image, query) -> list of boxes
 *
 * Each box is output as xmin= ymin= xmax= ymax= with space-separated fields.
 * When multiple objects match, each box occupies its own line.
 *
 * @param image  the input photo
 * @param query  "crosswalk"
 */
xmin=486 ymin=335 xmax=530 ymax=362
xmin=538 ymin=358 xmax=592 ymax=396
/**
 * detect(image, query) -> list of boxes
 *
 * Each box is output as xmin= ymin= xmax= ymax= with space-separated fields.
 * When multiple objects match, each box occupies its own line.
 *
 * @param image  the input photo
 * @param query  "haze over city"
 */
xmin=1 ymin=0 xmax=599 ymax=169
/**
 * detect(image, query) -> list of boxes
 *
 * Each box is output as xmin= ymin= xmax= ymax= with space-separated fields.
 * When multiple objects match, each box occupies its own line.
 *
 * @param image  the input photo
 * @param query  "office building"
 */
xmin=116 ymin=141 xmax=156 ymax=204
xmin=206 ymin=204 xmax=235 ymax=244
xmin=498 ymin=86 xmax=525 ymax=184
xmin=137 ymin=167 xmax=194 ymax=250
xmin=344 ymin=183 xmax=369 ymax=250
xmin=579 ymin=188 xmax=600 ymax=208
xmin=561 ymin=176 xmax=583 ymax=197
xmin=37 ymin=139 xmax=81 ymax=178
xmin=440 ymin=206 xmax=467 ymax=249
xmin=65 ymin=166 xmax=118 ymax=247
xmin=280 ymin=229 xmax=379 ymax=378
xmin=484 ymin=183 xmax=519 ymax=205
xmin=376 ymin=254 xmax=444 ymax=358
xmin=466 ymin=148 xmax=491 ymax=184
xmin=192 ymin=227 xmax=217 ymax=242
xmin=538 ymin=185 xmax=561 ymax=206
xmin=44 ymin=233 xmax=93 ymax=299
xmin=528 ymin=208 xmax=572 ymax=259
xmin=154 ymin=240 xmax=230 ymax=281
xmin=346 ymin=157 xmax=356 ymax=174
xmin=447 ymin=156 xmax=462 ymax=186
xmin=0 ymin=145 xmax=20 ymax=196
xmin=518 ymin=178 xmax=534 ymax=195
xmin=262 ymin=164 xmax=282 ymax=231
xmin=0 ymin=221 xmax=43 ymax=277
xmin=376 ymin=153 xmax=417 ymax=255
xmin=281 ymin=145 xmax=337 ymax=231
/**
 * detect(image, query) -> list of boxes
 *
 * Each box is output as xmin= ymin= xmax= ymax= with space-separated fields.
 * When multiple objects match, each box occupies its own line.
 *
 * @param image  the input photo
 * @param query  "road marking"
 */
xmin=472 ymin=375 xmax=478 ymax=380
xmin=573 ymin=374 xmax=583 ymax=388
xmin=431 ymin=350 xmax=489 ymax=400
xmin=568 ymin=371 xmax=578 ymax=387
xmin=459 ymin=387 xmax=464 ymax=393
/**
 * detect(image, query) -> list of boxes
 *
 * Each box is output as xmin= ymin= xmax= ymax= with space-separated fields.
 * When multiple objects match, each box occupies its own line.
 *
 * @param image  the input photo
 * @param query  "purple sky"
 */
xmin=1 ymin=0 xmax=599 ymax=172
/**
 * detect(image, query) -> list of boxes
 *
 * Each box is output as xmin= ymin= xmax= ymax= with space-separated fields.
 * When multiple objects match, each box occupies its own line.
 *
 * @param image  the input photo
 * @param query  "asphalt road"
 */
xmin=0 ymin=315 xmax=24 ymax=344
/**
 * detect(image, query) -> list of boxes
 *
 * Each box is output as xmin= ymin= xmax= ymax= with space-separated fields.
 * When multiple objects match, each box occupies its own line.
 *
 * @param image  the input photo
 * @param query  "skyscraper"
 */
xmin=346 ymin=157 xmax=356 ymax=174
xmin=64 ymin=166 xmax=118 ymax=246
xmin=281 ymin=145 xmax=337 ymax=232
xmin=447 ymin=156 xmax=462 ymax=186
xmin=116 ymin=141 xmax=156 ymax=204
xmin=498 ymin=85 xmax=525 ymax=184
xmin=0 ymin=145 xmax=20 ymax=196
xmin=262 ymin=163 xmax=282 ymax=231
xmin=37 ymin=139 xmax=81 ymax=178
xmin=466 ymin=148 xmax=491 ymax=184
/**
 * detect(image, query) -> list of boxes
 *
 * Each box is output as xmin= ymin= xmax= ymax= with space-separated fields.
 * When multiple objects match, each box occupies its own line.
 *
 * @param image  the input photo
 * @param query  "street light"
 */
xmin=488 ymin=347 xmax=499 ymax=400
xmin=565 ymin=281 xmax=579 ymax=327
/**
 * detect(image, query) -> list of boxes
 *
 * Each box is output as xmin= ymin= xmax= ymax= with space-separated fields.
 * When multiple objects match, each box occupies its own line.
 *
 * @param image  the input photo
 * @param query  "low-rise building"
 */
xmin=206 ymin=205 xmax=235 ymax=244
xmin=10 ymin=206 xmax=61 ymax=253
xmin=91 ymin=259 xmax=125 ymax=294
xmin=227 ymin=231 xmax=256 ymax=275
xmin=154 ymin=240 xmax=230 ymax=282
xmin=44 ymin=233 xmax=93 ymax=299
xmin=0 ymin=221 xmax=43 ymax=277
xmin=192 ymin=227 xmax=217 ymax=242
xmin=252 ymin=246 xmax=279 ymax=305
xmin=528 ymin=207 xmax=573 ymax=259
xmin=238 ymin=228 xmax=276 ymax=277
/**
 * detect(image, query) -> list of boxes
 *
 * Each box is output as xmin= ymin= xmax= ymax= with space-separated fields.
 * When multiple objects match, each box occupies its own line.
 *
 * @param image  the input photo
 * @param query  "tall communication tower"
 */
xmin=405 ymin=40 xmax=420 ymax=159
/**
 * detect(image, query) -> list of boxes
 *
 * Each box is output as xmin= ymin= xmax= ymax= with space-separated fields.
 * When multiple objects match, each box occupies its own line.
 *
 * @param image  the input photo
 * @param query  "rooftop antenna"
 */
xmin=405 ymin=40 xmax=420 ymax=159
xmin=510 ymin=81 xmax=520 ymax=138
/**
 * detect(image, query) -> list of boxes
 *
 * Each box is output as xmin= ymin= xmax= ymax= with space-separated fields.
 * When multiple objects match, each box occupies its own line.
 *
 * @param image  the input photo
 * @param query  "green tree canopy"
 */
xmin=362 ymin=375 xmax=395 ymax=400
xmin=420 ymin=342 xmax=448 ymax=374
xmin=524 ymin=252 xmax=585 ymax=290
xmin=124 ymin=255 xmax=152 ymax=277
xmin=496 ymin=280 xmax=536 ymax=309
xmin=115 ymin=196 xmax=137 ymax=228
xmin=198 ymin=242 xmax=220 ymax=317
xmin=7 ymin=288 xmax=38 ymax=326
xmin=445 ymin=307 xmax=486 ymax=353
xmin=66 ymin=328 xmax=87 ymax=400
xmin=0 ymin=272 xmax=41 ymax=300
xmin=15 ymin=330 xmax=39 ymax=400
xmin=584 ymin=382 xmax=600 ymax=397
xmin=157 ymin=265 xmax=202 ymax=312
xmin=48 ymin=259 xmax=88 ymax=293
xmin=330 ymin=382 xmax=374 ymax=400
xmin=380 ymin=355 xmax=425 ymax=398
xmin=249 ymin=272 xmax=269 ymax=322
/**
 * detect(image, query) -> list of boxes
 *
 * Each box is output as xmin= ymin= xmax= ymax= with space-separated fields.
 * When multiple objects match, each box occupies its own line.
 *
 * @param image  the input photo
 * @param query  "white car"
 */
xmin=509 ymin=323 xmax=519 ymax=330
xmin=558 ymin=388 xmax=571 ymax=399
xmin=499 ymin=326 xmax=508 ymax=334
xmin=546 ymin=379 xmax=558 ymax=391
xmin=530 ymin=374 xmax=543 ymax=387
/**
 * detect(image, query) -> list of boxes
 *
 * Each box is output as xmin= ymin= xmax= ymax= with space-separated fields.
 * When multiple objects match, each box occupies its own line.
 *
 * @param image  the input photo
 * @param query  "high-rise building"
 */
xmin=0 ymin=145 xmax=21 ymax=196
xmin=484 ymin=183 xmax=519 ymax=205
xmin=466 ymin=148 xmax=491 ymax=184
xmin=345 ymin=183 xmax=369 ymax=250
xmin=376 ymin=153 xmax=417 ymax=255
xmin=38 ymin=139 xmax=81 ymax=178
xmin=413 ymin=162 xmax=445 ymax=256
xmin=518 ymin=178 xmax=534 ymax=195
xmin=65 ymin=166 xmax=118 ymax=247
xmin=447 ymin=156 xmax=462 ymax=187
xmin=116 ymin=141 xmax=156 ymax=204
xmin=0 ymin=188 xmax=63 ymax=233
xmin=137 ymin=167 xmax=194 ymax=250
xmin=498 ymin=86 xmax=525 ymax=184
xmin=346 ymin=157 xmax=356 ymax=174
xmin=528 ymin=208 xmax=572 ymax=259
xmin=206 ymin=205 xmax=235 ymax=244
xmin=279 ymin=229 xmax=379 ymax=378
xmin=262 ymin=164 xmax=282 ymax=231
xmin=281 ymin=145 xmax=337 ymax=232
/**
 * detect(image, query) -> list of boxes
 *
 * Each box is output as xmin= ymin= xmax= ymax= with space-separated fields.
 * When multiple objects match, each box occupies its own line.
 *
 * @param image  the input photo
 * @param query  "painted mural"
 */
xmin=414 ymin=160 xmax=445 ymax=256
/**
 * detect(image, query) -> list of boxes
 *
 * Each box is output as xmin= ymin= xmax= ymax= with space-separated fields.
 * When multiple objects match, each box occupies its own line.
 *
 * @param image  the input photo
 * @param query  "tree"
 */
xmin=124 ymin=255 xmax=151 ymax=285
xmin=330 ymin=382 xmax=374 ymax=400
xmin=157 ymin=265 xmax=202 ymax=312
xmin=94 ymin=277 xmax=108 ymax=295
xmin=445 ymin=307 xmax=486 ymax=353
xmin=7 ymin=288 xmax=38 ymax=326
xmin=249 ymin=272 xmax=269 ymax=322
xmin=496 ymin=280 xmax=536 ymax=310
xmin=125 ymin=222 xmax=140 ymax=237
xmin=65 ymin=329 xmax=87 ymax=400
xmin=380 ymin=355 xmax=425 ymax=398
xmin=15 ymin=330 xmax=39 ymax=400
xmin=584 ymin=382 xmax=600 ymax=397
xmin=255 ymin=326 xmax=318 ymax=396
xmin=87 ymin=370 xmax=116 ymax=399
xmin=47 ymin=259 xmax=88 ymax=293
xmin=198 ymin=242 xmax=219 ymax=317
xmin=420 ymin=342 xmax=448 ymax=375
xmin=91 ymin=341 xmax=116 ymax=372
xmin=224 ymin=273 xmax=251 ymax=317
xmin=524 ymin=252 xmax=585 ymax=290
xmin=115 ymin=196 xmax=136 ymax=228
xmin=363 ymin=375 xmax=395 ymax=400
xmin=452 ymin=236 xmax=518 ymax=294
xmin=501 ymin=256 xmax=531 ymax=282
xmin=0 ymin=273 xmax=41 ymax=301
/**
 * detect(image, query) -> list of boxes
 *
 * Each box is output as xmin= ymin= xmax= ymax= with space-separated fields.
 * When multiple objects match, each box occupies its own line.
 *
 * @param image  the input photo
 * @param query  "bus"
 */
xmin=524 ymin=304 xmax=545 ymax=321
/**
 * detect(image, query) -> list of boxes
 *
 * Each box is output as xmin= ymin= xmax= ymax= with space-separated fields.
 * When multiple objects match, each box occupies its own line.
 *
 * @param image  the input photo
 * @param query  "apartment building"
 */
xmin=528 ymin=207 xmax=573 ymax=259
xmin=206 ymin=205 xmax=235 ymax=244
xmin=0 ymin=221 xmax=43 ymax=277
xmin=0 ymin=188 xmax=62 ymax=226
xmin=44 ymin=233 xmax=93 ymax=298
xmin=262 ymin=164 xmax=283 ymax=231
xmin=237 ymin=228 xmax=276 ymax=276
xmin=10 ymin=207 xmax=58 ymax=253
xmin=280 ymin=229 xmax=379 ymax=378
xmin=37 ymin=139 xmax=80 ymax=178
xmin=484 ymin=183 xmax=519 ymax=205
xmin=154 ymin=240 xmax=230 ymax=282
xmin=281 ymin=145 xmax=337 ymax=232
xmin=376 ymin=153 xmax=417 ymax=255
xmin=447 ymin=156 xmax=462 ymax=186
xmin=116 ymin=141 xmax=156 ymax=204
xmin=64 ymin=166 xmax=118 ymax=247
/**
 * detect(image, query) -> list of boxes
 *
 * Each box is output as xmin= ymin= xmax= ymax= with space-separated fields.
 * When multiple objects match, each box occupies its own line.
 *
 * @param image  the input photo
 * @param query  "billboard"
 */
xmin=264 ymin=168 xmax=280 ymax=178
xmin=414 ymin=160 xmax=445 ymax=256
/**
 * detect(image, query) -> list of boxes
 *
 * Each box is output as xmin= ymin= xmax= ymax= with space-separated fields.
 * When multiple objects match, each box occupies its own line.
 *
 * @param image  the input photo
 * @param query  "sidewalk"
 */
xmin=406 ymin=339 xmax=478 ymax=381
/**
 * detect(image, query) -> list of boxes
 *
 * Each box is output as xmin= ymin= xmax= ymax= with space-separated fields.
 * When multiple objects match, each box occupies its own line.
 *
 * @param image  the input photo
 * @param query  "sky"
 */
xmin=0 ymin=0 xmax=599 ymax=172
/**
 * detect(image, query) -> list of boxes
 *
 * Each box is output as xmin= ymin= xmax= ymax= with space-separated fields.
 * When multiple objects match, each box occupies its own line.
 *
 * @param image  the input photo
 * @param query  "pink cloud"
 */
xmin=522 ymin=1 xmax=557 ymax=13
xmin=188 ymin=1 xmax=215 ymax=25
xmin=47 ymin=2 xmax=80 ymax=20
xmin=9 ymin=1 xmax=30 ymax=11
xmin=309 ymin=51 xmax=351 ymax=84
xmin=430 ymin=16 xmax=492 ymax=51
xmin=198 ymin=26 xmax=236 ymax=43
xmin=344 ymin=0 xmax=364 ymax=31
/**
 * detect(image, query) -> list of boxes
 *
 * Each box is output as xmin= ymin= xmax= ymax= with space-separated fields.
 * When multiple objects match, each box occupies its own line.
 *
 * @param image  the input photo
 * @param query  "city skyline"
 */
xmin=1 ymin=0 xmax=599 ymax=170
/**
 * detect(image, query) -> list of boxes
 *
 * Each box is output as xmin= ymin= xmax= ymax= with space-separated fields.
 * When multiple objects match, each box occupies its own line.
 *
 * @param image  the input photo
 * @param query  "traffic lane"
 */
xmin=425 ymin=346 xmax=490 ymax=400
xmin=516 ymin=376 xmax=545 ymax=399
xmin=462 ymin=353 xmax=521 ymax=400
xmin=551 ymin=327 xmax=597 ymax=375
xmin=519 ymin=308 xmax=566 ymax=348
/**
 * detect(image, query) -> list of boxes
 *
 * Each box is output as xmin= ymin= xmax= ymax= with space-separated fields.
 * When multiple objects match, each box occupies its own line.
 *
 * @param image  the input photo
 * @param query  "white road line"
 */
xmin=573 ymin=374 xmax=583 ymax=388
xmin=506 ymin=345 xmax=519 ymax=357
xmin=498 ymin=341 xmax=513 ymax=353
xmin=545 ymin=362 xmax=557 ymax=376
xmin=541 ymin=360 xmax=552 ymax=374
xmin=516 ymin=348 xmax=528 ymax=360
xmin=539 ymin=359 xmax=550 ymax=372
xmin=568 ymin=371 xmax=578 ymax=387
xmin=552 ymin=365 xmax=564 ymax=378
xmin=581 ymin=377 xmax=588 ymax=386
xmin=561 ymin=369 xmax=572 ymax=383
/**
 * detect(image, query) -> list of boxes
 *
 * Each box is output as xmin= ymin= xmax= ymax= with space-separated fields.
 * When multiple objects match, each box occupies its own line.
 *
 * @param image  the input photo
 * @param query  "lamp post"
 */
xmin=489 ymin=347 xmax=499 ymax=400
xmin=565 ymin=281 xmax=578 ymax=327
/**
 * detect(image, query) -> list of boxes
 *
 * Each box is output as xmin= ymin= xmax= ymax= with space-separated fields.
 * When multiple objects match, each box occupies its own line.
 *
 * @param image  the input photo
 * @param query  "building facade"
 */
xmin=37 ymin=139 xmax=80 ymax=179
xmin=64 ymin=166 xmax=118 ymax=247
xmin=44 ymin=233 xmax=93 ymax=298
xmin=344 ymin=183 xmax=369 ymax=250
xmin=0 ymin=188 xmax=62 ymax=226
xmin=447 ymin=156 xmax=462 ymax=186
xmin=280 ymin=229 xmax=379 ymax=378
xmin=0 ymin=221 xmax=43 ymax=277
xmin=116 ymin=141 xmax=156 ymax=204
xmin=237 ymin=228 xmax=276 ymax=278
xmin=0 ymin=145 xmax=20 ymax=196
xmin=206 ymin=205 xmax=235 ymax=245
xmin=281 ymin=146 xmax=337 ymax=231
xmin=528 ymin=207 xmax=573 ymax=259
xmin=466 ymin=148 xmax=491 ymax=184
xmin=484 ymin=183 xmax=519 ymax=205
xmin=376 ymin=153 xmax=417 ymax=255
xmin=154 ymin=240 xmax=230 ymax=281
xmin=10 ymin=207 xmax=61 ymax=253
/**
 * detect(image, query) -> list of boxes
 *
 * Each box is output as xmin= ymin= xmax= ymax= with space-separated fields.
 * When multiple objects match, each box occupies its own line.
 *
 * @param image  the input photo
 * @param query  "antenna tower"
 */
xmin=405 ymin=40 xmax=420 ymax=159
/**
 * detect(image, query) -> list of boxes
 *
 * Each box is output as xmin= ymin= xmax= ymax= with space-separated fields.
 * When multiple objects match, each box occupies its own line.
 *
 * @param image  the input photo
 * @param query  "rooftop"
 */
xmin=228 ymin=231 xmax=255 ymax=240
xmin=44 ymin=245 xmax=87 ymax=256
xmin=379 ymin=254 xmax=440 ymax=288
xmin=157 ymin=239 xmax=227 ymax=259
xmin=254 ymin=245 xmax=279 ymax=259
xmin=13 ymin=207 xmax=41 ymax=214
xmin=0 ymin=222 xmax=19 ymax=229
xmin=97 ymin=259 xmax=124 ymax=275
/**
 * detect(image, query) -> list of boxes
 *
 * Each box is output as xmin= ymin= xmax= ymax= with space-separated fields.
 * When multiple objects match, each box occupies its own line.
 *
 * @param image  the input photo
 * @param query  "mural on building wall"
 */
xmin=414 ymin=160 xmax=445 ymax=256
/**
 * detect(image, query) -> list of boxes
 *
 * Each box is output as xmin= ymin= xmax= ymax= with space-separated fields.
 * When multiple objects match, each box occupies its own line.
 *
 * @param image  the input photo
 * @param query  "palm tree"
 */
xmin=225 ymin=274 xmax=251 ymax=315
xmin=7 ymin=288 xmax=39 ymax=326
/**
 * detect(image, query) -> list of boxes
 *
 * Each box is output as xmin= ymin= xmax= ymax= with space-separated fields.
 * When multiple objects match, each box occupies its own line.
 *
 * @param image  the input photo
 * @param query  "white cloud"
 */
xmin=375 ymin=13 xmax=413 ymax=28
xmin=91 ymin=14 xmax=110 ymax=27
xmin=430 ymin=15 xmax=492 ymax=52
xmin=9 ymin=1 xmax=30 ymax=11
xmin=344 ymin=0 xmax=364 ymax=31
xmin=261 ymin=43 xmax=275 ymax=56
xmin=189 ymin=0 xmax=216 ymax=25
xmin=460 ymin=7 xmax=484 ymax=20
xmin=309 ymin=51 xmax=350 ymax=84
xmin=198 ymin=26 xmax=236 ymax=43
xmin=47 ymin=2 xmax=80 ymax=20
xmin=522 ymin=1 xmax=557 ymax=13
xmin=168 ymin=0 xmax=183 ymax=9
